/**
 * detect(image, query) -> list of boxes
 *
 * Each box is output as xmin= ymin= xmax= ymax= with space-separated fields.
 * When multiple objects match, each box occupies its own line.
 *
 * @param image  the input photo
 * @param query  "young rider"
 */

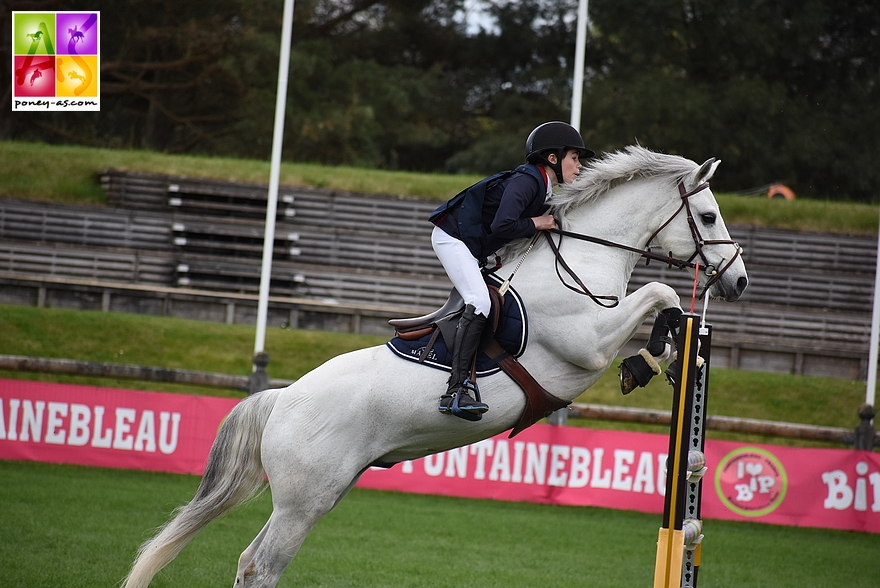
xmin=428 ymin=121 xmax=594 ymax=421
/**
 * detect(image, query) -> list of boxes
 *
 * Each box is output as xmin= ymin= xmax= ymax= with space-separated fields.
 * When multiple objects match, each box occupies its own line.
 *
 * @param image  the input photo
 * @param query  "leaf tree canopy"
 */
xmin=2 ymin=0 xmax=877 ymax=201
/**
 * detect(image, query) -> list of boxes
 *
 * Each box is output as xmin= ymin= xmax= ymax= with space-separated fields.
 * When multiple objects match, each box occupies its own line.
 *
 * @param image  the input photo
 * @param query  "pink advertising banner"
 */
xmin=1 ymin=379 xmax=877 ymax=533
xmin=0 ymin=379 xmax=238 ymax=475
xmin=358 ymin=424 xmax=880 ymax=534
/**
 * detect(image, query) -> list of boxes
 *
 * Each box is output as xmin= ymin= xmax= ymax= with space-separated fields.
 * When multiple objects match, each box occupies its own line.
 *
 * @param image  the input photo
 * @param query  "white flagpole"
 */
xmin=550 ymin=0 xmax=589 ymax=426
xmin=865 ymin=206 xmax=880 ymax=409
xmin=570 ymin=0 xmax=588 ymax=131
xmin=254 ymin=0 xmax=295 ymax=358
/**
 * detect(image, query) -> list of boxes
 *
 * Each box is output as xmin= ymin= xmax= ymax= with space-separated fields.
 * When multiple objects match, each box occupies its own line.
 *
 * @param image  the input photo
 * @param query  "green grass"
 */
xmin=0 ymin=304 xmax=869 ymax=449
xmin=0 ymin=305 xmax=385 ymax=397
xmin=1 ymin=460 xmax=878 ymax=588
xmin=570 ymin=363 xmax=868 ymax=448
xmin=2 ymin=140 xmax=878 ymax=234
xmin=0 ymin=140 xmax=482 ymax=205
xmin=715 ymin=192 xmax=880 ymax=234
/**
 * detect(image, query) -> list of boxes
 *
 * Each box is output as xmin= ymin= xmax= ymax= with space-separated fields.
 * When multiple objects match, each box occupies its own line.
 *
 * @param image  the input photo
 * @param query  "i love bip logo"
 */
xmin=11 ymin=11 xmax=100 ymax=111
xmin=715 ymin=447 xmax=788 ymax=517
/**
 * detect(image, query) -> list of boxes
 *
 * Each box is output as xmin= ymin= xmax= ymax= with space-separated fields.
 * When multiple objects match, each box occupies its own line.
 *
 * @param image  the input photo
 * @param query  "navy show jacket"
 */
xmin=430 ymin=164 xmax=548 ymax=261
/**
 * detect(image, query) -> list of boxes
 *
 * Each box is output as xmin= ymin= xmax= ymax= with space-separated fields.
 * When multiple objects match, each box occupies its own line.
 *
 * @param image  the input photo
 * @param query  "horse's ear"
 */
xmin=690 ymin=158 xmax=721 ymax=188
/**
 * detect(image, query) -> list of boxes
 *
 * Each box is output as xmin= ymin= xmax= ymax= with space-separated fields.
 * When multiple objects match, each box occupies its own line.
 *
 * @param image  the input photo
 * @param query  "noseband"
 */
xmin=545 ymin=181 xmax=743 ymax=307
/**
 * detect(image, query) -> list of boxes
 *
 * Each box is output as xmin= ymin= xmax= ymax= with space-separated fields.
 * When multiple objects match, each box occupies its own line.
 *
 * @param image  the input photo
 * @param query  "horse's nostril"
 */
xmin=736 ymin=276 xmax=749 ymax=296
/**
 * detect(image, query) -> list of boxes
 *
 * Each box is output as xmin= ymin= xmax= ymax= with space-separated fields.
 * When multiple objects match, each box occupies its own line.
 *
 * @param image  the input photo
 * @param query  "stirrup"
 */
xmin=438 ymin=378 xmax=488 ymax=422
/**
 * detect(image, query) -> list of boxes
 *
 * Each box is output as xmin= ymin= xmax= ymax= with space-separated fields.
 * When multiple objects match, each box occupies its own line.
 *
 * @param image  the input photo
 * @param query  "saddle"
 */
xmin=388 ymin=281 xmax=570 ymax=437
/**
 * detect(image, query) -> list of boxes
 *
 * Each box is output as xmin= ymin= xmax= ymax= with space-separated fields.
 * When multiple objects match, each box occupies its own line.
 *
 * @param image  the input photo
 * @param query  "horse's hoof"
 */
xmin=619 ymin=350 xmax=661 ymax=394
xmin=619 ymin=363 xmax=637 ymax=395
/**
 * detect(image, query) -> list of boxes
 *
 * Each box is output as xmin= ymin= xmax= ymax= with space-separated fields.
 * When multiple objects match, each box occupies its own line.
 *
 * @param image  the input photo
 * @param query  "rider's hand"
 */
xmin=532 ymin=215 xmax=557 ymax=231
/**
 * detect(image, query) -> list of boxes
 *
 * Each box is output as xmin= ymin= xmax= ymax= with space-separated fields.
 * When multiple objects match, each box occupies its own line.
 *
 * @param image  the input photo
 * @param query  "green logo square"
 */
xmin=13 ymin=12 xmax=56 ymax=55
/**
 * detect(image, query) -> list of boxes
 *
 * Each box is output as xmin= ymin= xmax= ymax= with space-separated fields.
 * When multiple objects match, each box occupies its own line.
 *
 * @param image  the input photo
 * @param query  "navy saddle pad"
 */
xmin=385 ymin=274 xmax=528 ymax=376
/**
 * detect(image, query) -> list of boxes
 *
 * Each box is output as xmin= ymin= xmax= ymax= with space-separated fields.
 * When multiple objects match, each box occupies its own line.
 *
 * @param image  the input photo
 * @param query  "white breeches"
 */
xmin=431 ymin=226 xmax=491 ymax=317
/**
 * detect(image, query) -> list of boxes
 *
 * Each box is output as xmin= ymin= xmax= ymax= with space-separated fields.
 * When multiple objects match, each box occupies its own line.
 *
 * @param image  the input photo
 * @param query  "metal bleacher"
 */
xmin=0 ymin=241 xmax=172 ymax=285
xmin=103 ymin=170 xmax=452 ymax=309
xmin=0 ymin=197 xmax=171 ymax=251
xmin=0 ymin=169 xmax=876 ymax=379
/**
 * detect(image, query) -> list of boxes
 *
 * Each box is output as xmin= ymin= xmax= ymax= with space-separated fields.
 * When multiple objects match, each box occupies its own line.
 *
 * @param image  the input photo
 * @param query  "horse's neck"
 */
xmin=513 ymin=178 xmax=678 ymax=322
xmin=504 ymin=180 xmax=679 ymax=394
xmin=576 ymin=179 xmax=672 ymax=248
xmin=559 ymin=180 xmax=672 ymax=283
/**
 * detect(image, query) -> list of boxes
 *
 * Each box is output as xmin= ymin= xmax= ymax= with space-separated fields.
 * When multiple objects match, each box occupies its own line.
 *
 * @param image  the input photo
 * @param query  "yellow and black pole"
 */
xmin=681 ymin=322 xmax=711 ymax=587
xmin=654 ymin=312 xmax=706 ymax=588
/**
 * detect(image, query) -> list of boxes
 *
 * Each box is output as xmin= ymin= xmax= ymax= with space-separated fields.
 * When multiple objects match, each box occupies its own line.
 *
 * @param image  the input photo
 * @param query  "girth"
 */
xmin=483 ymin=287 xmax=570 ymax=438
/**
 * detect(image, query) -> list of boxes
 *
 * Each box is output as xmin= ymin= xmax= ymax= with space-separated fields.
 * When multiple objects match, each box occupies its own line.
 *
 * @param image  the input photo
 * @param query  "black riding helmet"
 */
xmin=525 ymin=121 xmax=595 ymax=184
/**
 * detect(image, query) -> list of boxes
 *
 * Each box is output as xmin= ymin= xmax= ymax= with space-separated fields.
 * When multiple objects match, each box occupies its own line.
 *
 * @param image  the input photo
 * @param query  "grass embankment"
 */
xmin=0 ymin=305 xmax=867 ymax=448
xmin=0 ymin=305 xmax=385 ymax=397
xmin=1 ymin=140 xmax=878 ymax=234
xmin=1 ymin=460 xmax=878 ymax=588
xmin=0 ymin=140 xmax=482 ymax=205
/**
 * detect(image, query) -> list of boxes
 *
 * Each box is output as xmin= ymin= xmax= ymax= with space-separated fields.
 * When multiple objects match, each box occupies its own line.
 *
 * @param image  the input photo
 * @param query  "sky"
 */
xmin=457 ymin=0 xmax=500 ymax=35
xmin=456 ymin=0 xmax=584 ymax=36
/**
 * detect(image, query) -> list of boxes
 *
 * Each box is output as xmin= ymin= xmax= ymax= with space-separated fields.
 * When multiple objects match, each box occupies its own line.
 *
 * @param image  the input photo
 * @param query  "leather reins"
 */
xmin=544 ymin=181 xmax=743 ymax=308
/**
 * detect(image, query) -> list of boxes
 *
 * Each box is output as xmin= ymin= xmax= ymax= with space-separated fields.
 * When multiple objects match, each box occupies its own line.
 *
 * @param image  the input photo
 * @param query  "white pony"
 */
xmin=123 ymin=146 xmax=748 ymax=587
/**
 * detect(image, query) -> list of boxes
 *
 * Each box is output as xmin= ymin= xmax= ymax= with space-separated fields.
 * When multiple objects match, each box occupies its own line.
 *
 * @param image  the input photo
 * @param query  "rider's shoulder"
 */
xmin=502 ymin=164 xmax=543 ymax=192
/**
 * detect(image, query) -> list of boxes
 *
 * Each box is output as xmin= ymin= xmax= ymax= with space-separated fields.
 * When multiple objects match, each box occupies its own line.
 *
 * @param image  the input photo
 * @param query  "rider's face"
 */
xmin=546 ymin=150 xmax=583 ymax=185
xmin=560 ymin=150 xmax=582 ymax=184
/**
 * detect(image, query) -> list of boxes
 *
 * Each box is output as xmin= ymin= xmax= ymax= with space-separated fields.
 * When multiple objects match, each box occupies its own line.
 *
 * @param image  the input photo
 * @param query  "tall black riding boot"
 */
xmin=438 ymin=304 xmax=489 ymax=421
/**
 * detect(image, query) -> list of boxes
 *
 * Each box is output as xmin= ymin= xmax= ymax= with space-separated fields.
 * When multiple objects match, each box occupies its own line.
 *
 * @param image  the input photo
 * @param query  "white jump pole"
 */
xmin=569 ymin=0 xmax=588 ymax=131
xmin=865 ymin=205 xmax=880 ymax=410
xmin=548 ymin=0 xmax=588 ymax=426
xmin=254 ymin=0 xmax=296 ymax=359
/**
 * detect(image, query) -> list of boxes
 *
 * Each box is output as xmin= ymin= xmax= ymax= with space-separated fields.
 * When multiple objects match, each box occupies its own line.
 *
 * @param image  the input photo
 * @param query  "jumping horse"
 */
xmin=123 ymin=146 xmax=748 ymax=587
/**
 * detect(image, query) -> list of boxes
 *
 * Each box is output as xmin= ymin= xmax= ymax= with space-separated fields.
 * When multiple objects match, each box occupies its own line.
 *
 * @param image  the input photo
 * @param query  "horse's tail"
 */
xmin=122 ymin=387 xmax=283 ymax=588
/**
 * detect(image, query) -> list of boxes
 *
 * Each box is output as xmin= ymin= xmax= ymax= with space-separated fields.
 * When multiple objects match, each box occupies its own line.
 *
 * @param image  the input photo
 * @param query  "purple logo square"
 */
xmin=56 ymin=12 xmax=98 ymax=55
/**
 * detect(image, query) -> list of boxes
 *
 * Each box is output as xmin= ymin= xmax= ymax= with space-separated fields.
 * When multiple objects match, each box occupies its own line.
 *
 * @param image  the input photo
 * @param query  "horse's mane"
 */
xmin=498 ymin=145 xmax=699 ymax=261
xmin=551 ymin=145 xmax=698 ymax=219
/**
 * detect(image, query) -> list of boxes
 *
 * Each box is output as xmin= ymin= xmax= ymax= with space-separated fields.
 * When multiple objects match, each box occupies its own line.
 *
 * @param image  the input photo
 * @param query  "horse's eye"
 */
xmin=700 ymin=212 xmax=717 ymax=225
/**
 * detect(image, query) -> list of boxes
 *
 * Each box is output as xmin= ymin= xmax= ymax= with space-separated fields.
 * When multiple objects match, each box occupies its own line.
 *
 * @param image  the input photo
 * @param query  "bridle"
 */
xmin=543 ymin=180 xmax=743 ymax=308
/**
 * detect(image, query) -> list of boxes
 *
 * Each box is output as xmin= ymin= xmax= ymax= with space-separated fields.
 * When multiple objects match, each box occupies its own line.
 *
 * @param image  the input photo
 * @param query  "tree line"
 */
xmin=2 ymin=0 xmax=877 ymax=201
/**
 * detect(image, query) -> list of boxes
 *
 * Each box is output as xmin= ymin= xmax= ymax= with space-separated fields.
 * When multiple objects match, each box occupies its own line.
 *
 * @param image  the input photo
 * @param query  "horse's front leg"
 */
xmin=568 ymin=282 xmax=679 ymax=390
xmin=612 ymin=282 xmax=684 ymax=394
xmin=552 ymin=281 xmax=679 ymax=376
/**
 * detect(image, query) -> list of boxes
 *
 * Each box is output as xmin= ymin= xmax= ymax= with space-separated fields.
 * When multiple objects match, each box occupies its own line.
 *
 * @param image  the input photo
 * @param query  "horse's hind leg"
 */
xmin=234 ymin=508 xmax=314 ymax=588
xmin=234 ymin=473 xmax=362 ymax=588
xmin=235 ymin=516 xmax=273 ymax=583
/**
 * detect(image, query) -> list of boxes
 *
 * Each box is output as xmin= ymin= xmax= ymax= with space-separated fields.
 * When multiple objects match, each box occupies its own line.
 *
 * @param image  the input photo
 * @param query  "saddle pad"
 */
xmin=385 ymin=274 xmax=528 ymax=376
